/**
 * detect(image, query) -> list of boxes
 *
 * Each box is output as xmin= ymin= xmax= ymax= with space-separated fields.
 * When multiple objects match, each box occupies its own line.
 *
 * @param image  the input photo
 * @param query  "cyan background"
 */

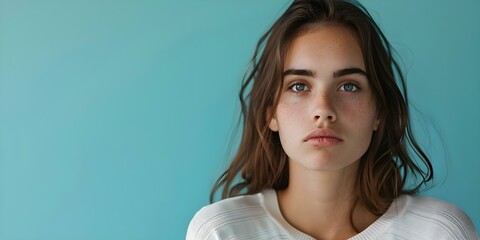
xmin=0 ymin=0 xmax=478 ymax=239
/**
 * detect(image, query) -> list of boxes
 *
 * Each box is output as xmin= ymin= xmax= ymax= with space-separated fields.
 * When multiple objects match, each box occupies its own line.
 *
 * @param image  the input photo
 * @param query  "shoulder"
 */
xmin=395 ymin=195 xmax=478 ymax=239
xmin=190 ymin=192 xmax=266 ymax=224
xmin=186 ymin=190 xmax=281 ymax=240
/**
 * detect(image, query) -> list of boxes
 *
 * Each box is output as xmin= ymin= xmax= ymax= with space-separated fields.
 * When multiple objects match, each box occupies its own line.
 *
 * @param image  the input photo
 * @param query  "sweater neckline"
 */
xmin=261 ymin=189 xmax=410 ymax=240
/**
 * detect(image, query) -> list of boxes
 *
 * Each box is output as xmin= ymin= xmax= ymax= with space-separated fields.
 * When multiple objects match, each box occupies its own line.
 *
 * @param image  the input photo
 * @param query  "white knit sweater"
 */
xmin=187 ymin=189 xmax=478 ymax=240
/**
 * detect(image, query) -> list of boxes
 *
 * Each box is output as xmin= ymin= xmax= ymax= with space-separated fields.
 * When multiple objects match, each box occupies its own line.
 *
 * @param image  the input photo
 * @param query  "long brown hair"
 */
xmin=211 ymin=0 xmax=433 ymax=216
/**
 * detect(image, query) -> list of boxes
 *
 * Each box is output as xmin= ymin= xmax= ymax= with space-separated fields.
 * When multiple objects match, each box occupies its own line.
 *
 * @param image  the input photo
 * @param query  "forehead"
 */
xmin=284 ymin=24 xmax=365 ymax=71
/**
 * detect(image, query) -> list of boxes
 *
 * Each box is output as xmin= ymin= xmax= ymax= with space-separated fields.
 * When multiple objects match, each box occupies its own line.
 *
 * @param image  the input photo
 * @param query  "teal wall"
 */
xmin=0 ymin=0 xmax=478 ymax=239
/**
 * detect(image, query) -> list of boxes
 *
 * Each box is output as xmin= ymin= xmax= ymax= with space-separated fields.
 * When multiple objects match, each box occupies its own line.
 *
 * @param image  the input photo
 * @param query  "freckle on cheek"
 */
xmin=277 ymin=102 xmax=298 ymax=118
xmin=343 ymin=101 xmax=369 ymax=121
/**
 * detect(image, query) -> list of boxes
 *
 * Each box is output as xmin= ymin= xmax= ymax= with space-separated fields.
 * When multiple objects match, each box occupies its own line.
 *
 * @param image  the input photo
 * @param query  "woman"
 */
xmin=187 ymin=0 xmax=478 ymax=239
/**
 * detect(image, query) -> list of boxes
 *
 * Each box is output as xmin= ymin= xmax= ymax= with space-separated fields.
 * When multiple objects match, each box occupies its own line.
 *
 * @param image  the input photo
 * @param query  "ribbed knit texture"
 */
xmin=187 ymin=189 xmax=478 ymax=240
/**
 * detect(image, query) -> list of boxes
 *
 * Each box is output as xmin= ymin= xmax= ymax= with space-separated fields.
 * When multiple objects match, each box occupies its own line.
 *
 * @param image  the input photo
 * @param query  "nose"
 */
xmin=311 ymin=92 xmax=337 ymax=126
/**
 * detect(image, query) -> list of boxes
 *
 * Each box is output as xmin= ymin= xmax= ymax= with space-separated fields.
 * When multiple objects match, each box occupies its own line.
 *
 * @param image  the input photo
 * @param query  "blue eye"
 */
xmin=290 ymin=83 xmax=309 ymax=92
xmin=339 ymin=83 xmax=359 ymax=92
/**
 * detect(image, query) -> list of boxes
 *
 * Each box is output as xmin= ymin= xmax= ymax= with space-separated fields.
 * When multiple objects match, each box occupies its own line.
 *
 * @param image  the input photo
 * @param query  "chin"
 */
xmin=294 ymin=155 xmax=360 ymax=172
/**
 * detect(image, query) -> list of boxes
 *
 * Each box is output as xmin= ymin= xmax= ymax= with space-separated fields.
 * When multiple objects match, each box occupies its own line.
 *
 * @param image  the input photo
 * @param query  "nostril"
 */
xmin=313 ymin=113 xmax=337 ymax=125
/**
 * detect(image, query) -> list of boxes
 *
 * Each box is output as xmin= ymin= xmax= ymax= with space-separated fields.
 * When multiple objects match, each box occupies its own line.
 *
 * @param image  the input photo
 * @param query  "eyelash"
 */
xmin=287 ymin=81 xmax=361 ymax=93
xmin=339 ymin=81 xmax=361 ymax=92
xmin=288 ymin=81 xmax=310 ymax=93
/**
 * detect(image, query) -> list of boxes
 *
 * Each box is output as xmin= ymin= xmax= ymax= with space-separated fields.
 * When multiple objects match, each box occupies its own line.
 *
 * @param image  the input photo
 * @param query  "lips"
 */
xmin=304 ymin=129 xmax=343 ymax=147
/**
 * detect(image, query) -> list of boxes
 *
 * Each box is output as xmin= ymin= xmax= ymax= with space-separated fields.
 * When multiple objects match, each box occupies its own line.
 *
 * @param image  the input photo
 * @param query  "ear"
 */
xmin=269 ymin=116 xmax=279 ymax=132
xmin=267 ymin=107 xmax=279 ymax=132
xmin=373 ymin=118 xmax=380 ymax=131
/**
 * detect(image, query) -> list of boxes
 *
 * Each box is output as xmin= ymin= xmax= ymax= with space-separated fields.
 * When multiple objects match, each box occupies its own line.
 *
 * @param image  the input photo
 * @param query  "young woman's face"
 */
xmin=269 ymin=25 xmax=379 ymax=172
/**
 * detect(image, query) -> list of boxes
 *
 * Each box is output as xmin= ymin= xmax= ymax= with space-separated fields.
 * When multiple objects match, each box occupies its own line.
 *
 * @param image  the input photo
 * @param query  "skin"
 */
xmin=269 ymin=24 xmax=380 ymax=239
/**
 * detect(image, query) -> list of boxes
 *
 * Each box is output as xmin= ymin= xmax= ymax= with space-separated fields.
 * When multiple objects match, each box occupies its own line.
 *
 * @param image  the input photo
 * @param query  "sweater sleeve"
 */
xmin=442 ymin=205 xmax=479 ymax=240
xmin=186 ymin=206 xmax=220 ymax=240
xmin=415 ymin=197 xmax=479 ymax=240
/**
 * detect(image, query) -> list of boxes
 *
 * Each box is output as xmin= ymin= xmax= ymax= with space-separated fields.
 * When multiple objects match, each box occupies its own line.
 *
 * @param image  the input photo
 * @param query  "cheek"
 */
xmin=276 ymin=103 xmax=296 ymax=132
xmin=276 ymin=98 xmax=305 ymax=123
xmin=338 ymin=96 xmax=377 ymax=125
xmin=275 ymin=99 xmax=308 ymax=142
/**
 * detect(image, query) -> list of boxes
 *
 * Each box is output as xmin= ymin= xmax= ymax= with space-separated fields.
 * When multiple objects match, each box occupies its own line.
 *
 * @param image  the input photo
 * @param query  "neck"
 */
xmin=277 ymin=160 xmax=377 ymax=240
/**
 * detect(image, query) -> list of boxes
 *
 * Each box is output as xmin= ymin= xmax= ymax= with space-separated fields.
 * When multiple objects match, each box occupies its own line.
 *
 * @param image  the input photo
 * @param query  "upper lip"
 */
xmin=303 ymin=129 xmax=342 ymax=142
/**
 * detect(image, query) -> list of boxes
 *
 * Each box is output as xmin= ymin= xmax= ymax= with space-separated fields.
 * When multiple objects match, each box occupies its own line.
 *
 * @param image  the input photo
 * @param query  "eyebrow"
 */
xmin=334 ymin=68 xmax=368 ymax=78
xmin=283 ymin=68 xmax=368 ymax=78
xmin=283 ymin=69 xmax=315 ymax=77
